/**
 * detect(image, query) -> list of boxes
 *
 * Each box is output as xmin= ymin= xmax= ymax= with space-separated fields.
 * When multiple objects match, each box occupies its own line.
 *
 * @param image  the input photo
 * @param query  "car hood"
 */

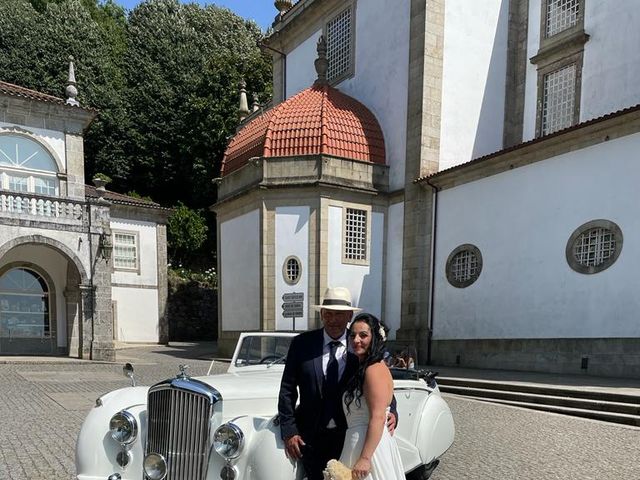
xmin=193 ymin=370 xmax=284 ymax=419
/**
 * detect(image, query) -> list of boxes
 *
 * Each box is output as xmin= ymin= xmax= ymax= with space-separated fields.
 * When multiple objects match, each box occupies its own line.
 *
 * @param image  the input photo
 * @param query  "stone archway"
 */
xmin=0 ymin=235 xmax=89 ymax=357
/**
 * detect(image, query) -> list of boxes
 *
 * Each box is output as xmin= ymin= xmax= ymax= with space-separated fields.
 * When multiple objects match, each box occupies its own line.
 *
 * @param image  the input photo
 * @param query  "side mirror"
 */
xmin=123 ymin=363 xmax=136 ymax=387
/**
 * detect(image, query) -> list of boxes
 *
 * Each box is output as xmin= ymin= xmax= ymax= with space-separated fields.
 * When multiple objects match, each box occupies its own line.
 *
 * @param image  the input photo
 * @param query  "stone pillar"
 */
xmin=64 ymin=133 xmax=87 ymax=200
xmin=503 ymin=0 xmax=529 ymax=148
xmin=65 ymin=287 xmax=80 ymax=358
xmin=89 ymin=202 xmax=115 ymax=361
xmin=156 ymin=224 xmax=169 ymax=344
xmin=79 ymin=284 xmax=94 ymax=359
xmin=397 ymin=0 xmax=445 ymax=362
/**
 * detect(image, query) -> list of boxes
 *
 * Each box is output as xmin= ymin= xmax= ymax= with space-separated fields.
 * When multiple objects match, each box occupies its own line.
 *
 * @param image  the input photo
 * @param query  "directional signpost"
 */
xmin=282 ymin=292 xmax=304 ymax=331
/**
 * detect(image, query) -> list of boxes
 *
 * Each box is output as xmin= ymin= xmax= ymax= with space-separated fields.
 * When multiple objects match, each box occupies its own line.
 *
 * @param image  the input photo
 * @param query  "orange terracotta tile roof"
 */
xmin=221 ymin=84 xmax=386 ymax=176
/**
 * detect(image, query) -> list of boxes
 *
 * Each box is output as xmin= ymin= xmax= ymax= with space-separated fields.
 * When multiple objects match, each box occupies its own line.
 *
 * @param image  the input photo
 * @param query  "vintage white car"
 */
xmin=76 ymin=332 xmax=455 ymax=480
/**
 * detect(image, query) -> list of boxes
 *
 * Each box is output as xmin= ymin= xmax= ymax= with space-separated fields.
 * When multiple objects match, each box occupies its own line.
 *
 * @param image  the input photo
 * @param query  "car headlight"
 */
xmin=109 ymin=410 xmax=138 ymax=445
xmin=213 ymin=423 xmax=244 ymax=459
xmin=143 ymin=453 xmax=167 ymax=480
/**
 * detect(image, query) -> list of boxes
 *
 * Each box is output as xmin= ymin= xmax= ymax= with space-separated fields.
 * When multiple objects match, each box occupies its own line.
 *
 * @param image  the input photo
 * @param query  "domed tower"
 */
xmin=214 ymin=37 xmax=389 ymax=353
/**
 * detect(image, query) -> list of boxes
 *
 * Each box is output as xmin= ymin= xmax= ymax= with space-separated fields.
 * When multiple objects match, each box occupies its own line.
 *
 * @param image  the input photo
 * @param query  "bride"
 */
xmin=338 ymin=313 xmax=405 ymax=480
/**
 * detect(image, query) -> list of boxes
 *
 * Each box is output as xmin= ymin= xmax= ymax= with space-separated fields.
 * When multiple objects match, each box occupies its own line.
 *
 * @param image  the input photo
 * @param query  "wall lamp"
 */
xmin=99 ymin=231 xmax=113 ymax=261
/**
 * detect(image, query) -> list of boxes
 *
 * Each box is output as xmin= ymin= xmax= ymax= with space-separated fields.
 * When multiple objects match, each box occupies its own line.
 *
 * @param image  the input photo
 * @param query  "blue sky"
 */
xmin=113 ymin=1 xmax=277 ymax=30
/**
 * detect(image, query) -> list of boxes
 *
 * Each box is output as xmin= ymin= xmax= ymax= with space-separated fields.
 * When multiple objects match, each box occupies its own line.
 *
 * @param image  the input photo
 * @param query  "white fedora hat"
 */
xmin=313 ymin=287 xmax=362 ymax=312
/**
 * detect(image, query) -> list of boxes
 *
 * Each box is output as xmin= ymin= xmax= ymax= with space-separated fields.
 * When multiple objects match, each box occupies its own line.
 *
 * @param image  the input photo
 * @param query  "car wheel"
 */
xmin=406 ymin=460 xmax=439 ymax=480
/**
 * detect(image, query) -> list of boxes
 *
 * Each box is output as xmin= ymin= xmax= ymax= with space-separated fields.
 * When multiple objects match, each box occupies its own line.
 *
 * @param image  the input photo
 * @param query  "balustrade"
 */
xmin=0 ymin=192 xmax=86 ymax=224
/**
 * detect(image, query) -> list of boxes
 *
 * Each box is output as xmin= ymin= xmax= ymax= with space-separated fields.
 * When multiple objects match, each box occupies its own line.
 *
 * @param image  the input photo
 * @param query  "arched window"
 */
xmin=0 ymin=268 xmax=51 ymax=341
xmin=0 ymin=134 xmax=59 ymax=196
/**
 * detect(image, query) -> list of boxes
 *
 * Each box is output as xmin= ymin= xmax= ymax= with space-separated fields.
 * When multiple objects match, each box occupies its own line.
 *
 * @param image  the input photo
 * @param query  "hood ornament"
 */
xmin=177 ymin=364 xmax=191 ymax=379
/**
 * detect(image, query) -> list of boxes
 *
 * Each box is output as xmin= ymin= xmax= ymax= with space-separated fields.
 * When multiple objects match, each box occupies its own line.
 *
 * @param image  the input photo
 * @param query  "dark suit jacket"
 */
xmin=278 ymin=328 xmax=398 ymax=442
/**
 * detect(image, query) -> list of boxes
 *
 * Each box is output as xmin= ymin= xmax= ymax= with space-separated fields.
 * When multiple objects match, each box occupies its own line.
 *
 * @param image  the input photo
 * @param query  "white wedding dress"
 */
xmin=338 ymin=394 xmax=405 ymax=479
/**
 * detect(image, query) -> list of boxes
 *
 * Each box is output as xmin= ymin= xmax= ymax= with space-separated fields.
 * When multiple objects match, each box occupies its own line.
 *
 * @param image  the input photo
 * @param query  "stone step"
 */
xmin=447 ymin=393 xmax=640 ymax=427
xmin=438 ymin=376 xmax=640 ymax=405
xmin=440 ymin=384 xmax=640 ymax=416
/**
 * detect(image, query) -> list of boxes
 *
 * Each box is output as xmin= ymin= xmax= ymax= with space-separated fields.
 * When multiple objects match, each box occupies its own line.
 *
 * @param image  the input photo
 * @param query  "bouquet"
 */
xmin=322 ymin=459 xmax=352 ymax=480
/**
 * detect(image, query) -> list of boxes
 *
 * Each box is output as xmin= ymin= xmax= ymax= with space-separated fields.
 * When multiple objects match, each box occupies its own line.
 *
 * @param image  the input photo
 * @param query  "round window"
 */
xmin=566 ymin=220 xmax=622 ymax=274
xmin=446 ymin=244 xmax=483 ymax=288
xmin=283 ymin=256 xmax=302 ymax=285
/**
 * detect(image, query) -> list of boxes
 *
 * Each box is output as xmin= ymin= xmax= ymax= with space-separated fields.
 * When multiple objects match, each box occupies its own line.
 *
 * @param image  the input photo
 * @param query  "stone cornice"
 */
xmin=0 ymin=94 xmax=97 ymax=133
xmin=420 ymin=104 xmax=640 ymax=190
xmin=213 ymin=154 xmax=389 ymax=208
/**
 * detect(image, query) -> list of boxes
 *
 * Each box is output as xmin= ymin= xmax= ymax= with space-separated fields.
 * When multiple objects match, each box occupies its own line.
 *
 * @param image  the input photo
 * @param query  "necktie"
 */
xmin=322 ymin=340 xmax=341 ymax=425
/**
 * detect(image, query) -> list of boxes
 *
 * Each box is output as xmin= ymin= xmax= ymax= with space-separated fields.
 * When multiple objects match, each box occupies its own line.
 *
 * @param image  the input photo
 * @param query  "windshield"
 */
xmin=234 ymin=335 xmax=293 ymax=367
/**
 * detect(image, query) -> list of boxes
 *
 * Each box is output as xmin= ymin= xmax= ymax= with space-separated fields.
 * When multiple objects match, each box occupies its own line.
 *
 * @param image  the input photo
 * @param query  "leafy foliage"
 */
xmin=0 ymin=0 xmax=273 ymax=266
xmin=167 ymin=202 xmax=208 ymax=266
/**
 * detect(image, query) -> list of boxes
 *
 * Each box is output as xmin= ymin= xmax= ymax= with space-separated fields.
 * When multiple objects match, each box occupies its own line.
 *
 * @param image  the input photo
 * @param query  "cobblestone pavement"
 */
xmin=1 ymin=344 xmax=639 ymax=480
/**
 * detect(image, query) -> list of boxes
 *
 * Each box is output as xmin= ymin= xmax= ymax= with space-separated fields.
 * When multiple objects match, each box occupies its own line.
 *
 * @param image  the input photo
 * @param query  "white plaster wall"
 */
xmin=286 ymin=30 xmax=322 ymax=98
xmin=220 ymin=209 xmax=261 ymax=331
xmin=110 ymin=218 xmax=158 ymax=286
xmin=327 ymin=205 xmax=383 ymax=317
xmin=433 ymin=132 xmax=640 ymax=340
xmin=440 ymin=0 xmax=509 ymax=170
xmin=284 ymin=0 xmax=410 ymax=191
xmin=523 ymin=1 xmax=640 ymax=141
xmin=275 ymin=206 xmax=310 ymax=331
xmin=384 ymin=202 xmax=404 ymax=340
xmin=338 ymin=0 xmax=410 ymax=190
xmin=0 ymin=122 xmax=66 ymax=170
xmin=112 ymin=287 xmax=159 ymax=342
xmin=580 ymin=1 xmax=640 ymax=120
xmin=0 ymin=244 xmax=68 ymax=347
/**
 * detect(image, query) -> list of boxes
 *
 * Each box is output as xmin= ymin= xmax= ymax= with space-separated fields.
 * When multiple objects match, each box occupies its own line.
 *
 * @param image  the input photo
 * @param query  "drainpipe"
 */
xmin=423 ymin=177 xmax=439 ymax=364
xmin=86 ymin=200 xmax=95 ymax=359
xmin=258 ymin=40 xmax=287 ymax=101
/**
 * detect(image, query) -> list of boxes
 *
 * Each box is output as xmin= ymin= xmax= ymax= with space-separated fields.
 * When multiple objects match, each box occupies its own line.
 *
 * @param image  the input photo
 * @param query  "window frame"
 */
xmin=112 ymin=230 xmax=141 ymax=273
xmin=445 ymin=244 xmax=483 ymax=288
xmin=282 ymin=255 xmax=303 ymax=285
xmin=566 ymin=219 xmax=623 ymax=274
xmin=536 ymin=55 xmax=583 ymax=137
xmin=324 ymin=1 xmax=356 ymax=85
xmin=539 ymin=0 xmax=585 ymax=47
xmin=341 ymin=204 xmax=370 ymax=266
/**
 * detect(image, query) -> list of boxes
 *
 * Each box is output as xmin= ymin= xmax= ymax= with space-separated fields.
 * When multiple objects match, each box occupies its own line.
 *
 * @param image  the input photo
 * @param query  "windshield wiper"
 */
xmin=267 ymin=355 xmax=287 ymax=367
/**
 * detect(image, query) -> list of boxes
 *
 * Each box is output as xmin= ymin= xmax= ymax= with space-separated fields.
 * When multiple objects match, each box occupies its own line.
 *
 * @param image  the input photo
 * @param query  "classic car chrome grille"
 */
xmin=146 ymin=379 xmax=220 ymax=480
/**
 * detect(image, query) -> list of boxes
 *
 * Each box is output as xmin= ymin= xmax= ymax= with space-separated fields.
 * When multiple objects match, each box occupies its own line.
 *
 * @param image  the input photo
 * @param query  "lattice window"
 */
xmin=446 ymin=244 xmax=483 ymax=288
xmin=113 ymin=232 xmax=138 ymax=270
xmin=573 ymin=228 xmax=616 ymax=267
xmin=450 ymin=250 xmax=478 ymax=283
xmin=283 ymin=256 xmax=302 ymax=285
xmin=546 ymin=0 xmax=580 ymax=37
xmin=344 ymin=208 xmax=367 ymax=261
xmin=566 ymin=220 xmax=623 ymax=274
xmin=541 ymin=63 xmax=576 ymax=135
xmin=326 ymin=7 xmax=353 ymax=82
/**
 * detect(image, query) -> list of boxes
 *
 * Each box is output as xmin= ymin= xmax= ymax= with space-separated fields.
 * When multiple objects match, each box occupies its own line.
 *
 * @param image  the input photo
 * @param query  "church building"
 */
xmin=215 ymin=0 xmax=640 ymax=378
xmin=0 ymin=61 xmax=169 ymax=360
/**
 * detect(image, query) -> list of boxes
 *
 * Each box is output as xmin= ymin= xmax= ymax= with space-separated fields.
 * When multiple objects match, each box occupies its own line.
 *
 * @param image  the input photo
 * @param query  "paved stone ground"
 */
xmin=0 ymin=344 xmax=639 ymax=480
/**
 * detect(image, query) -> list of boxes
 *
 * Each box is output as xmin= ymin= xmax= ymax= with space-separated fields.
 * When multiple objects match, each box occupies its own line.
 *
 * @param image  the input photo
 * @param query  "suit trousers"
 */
xmin=301 ymin=427 xmax=345 ymax=480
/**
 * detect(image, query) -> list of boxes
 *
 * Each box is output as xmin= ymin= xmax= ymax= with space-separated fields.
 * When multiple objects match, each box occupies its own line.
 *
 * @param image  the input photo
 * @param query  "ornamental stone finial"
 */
xmin=238 ymin=78 xmax=250 ymax=121
xmin=252 ymin=93 xmax=260 ymax=112
xmin=314 ymin=35 xmax=328 ymax=86
xmin=65 ymin=56 xmax=79 ymax=107
xmin=274 ymin=0 xmax=293 ymax=15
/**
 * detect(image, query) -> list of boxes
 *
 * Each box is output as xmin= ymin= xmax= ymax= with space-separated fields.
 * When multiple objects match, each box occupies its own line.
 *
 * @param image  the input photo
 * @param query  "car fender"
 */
xmin=206 ymin=415 xmax=301 ymax=480
xmin=75 ymin=386 xmax=149 ymax=479
xmin=415 ymin=391 xmax=455 ymax=464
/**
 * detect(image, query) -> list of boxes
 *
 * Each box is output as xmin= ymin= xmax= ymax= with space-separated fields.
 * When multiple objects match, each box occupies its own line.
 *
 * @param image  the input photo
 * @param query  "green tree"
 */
xmin=167 ymin=202 xmax=208 ymax=266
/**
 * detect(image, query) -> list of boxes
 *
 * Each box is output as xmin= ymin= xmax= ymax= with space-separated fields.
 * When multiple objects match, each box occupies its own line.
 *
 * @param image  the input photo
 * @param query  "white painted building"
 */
xmin=0 ymin=69 xmax=169 ymax=359
xmin=215 ymin=0 xmax=640 ymax=377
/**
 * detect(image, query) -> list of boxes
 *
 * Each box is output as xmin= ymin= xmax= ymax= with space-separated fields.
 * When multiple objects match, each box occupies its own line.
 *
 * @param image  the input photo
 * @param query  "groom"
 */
xmin=278 ymin=287 xmax=398 ymax=480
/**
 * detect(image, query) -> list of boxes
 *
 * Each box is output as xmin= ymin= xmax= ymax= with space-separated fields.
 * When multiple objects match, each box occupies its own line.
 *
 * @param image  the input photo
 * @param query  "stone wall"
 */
xmin=167 ymin=276 xmax=217 ymax=341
